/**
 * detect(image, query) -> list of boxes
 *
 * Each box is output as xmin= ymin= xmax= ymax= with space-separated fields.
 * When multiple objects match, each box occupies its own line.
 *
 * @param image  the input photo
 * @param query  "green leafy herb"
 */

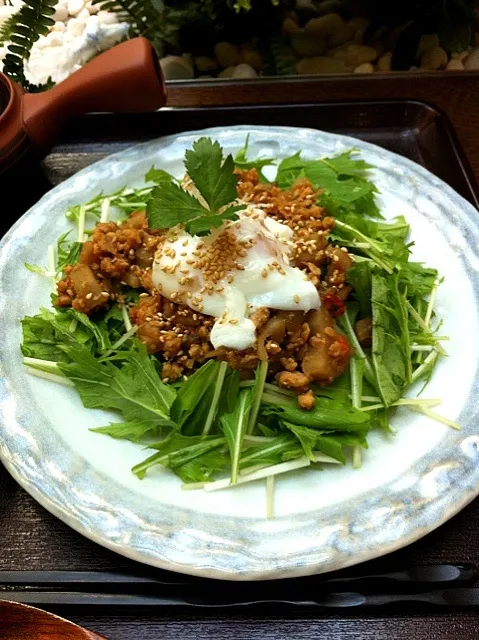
xmin=184 ymin=205 xmax=243 ymax=236
xmin=239 ymin=434 xmax=303 ymax=470
xmin=21 ymin=308 xmax=103 ymax=362
xmin=347 ymin=261 xmax=372 ymax=318
xmin=56 ymin=233 xmax=82 ymax=275
xmin=145 ymin=166 xmax=174 ymax=185
xmin=184 ymin=138 xmax=239 ymax=213
xmin=132 ymin=433 xmax=226 ymax=480
xmin=220 ymin=388 xmax=253 ymax=483
xmin=234 ymin=133 xmax=275 ymax=180
xmin=262 ymin=394 xmax=371 ymax=431
xmin=146 ymin=181 xmax=210 ymax=229
xmin=284 ymin=422 xmax=368 ymax=465
xmin=91 ymin=421 xmax=159 ymax=443
xmin=217 ymin=368 xmax=241 ymax=416
xmin=174 ymin=449 xmax=229 ymax=484
xmin=24 ymin=263 xmax=51 ymax=278
xmin=371 ymin=271 xmax=409 ymax=407
xmin=247 ymin=360 xmax=269 ymax=434
xmin=58 ymin=342 xmax=176 ymax=431
xmin=170 ymin=360 xmax=220 ymax=429
xmin=147 ymin=137 xmax=244 ymax=236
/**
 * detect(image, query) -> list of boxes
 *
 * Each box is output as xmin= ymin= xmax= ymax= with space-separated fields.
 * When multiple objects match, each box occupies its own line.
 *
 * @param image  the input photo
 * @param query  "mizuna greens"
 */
xmin=20 ymin=136 xmax=457 ymax=518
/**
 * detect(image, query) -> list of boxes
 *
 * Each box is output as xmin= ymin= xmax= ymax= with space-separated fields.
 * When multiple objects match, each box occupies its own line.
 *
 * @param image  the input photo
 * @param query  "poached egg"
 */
xmin=152 ymin=206 xmax=320 ymax=351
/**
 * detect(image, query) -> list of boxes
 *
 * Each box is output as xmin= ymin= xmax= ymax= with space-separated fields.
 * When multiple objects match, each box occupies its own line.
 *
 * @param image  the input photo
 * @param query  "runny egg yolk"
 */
xmin=152 ymin=207 xmax=320 ymax=351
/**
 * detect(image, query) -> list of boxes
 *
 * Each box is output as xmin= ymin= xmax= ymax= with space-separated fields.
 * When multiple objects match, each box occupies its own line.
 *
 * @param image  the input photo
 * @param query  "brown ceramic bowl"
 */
xmin=0 ymin=600 xmax=106 ymax=639
xmin=0 ymin=36 xmax=167 ymax=174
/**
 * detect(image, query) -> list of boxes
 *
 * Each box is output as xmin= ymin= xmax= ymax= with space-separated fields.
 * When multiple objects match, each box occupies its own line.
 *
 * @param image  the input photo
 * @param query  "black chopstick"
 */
xmin=0 ymin=564 xmax=475 ymax=590
xmin=3 ymin=587 xmax=479 ymax=608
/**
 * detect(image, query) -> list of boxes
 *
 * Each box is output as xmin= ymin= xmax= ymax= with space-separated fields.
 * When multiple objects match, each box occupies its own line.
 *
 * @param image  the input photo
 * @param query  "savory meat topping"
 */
xmin=55 ymin=172 xmax=355 ymax=406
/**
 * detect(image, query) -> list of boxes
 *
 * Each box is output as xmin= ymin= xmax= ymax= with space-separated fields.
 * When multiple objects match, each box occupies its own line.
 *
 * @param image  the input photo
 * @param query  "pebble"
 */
xmin=217 ymin=66 xmax=235 ymax=78
xmin=45 ymin=31 xmax=63 ymax=46
xmin=67 ymin=0 xmax=84 ymax=17
xmin=52 ymin=3 xmax=69 ymax=22
xmin=348 ymin=17 xmax=369 ymax=31
xmin=420 ymin=46 xmax=448 ymax=70
xmin=290 ymin=32 xmax=327 ymax=57
xmin=305 ymin=14 xmax=344 ymax=39
xmin=417 ymin=34 xmax=440 ymax=58
xmin=85 ymin=1 xmax=99 ymax=14
xmin=464 ymin=47 xmax=479 ymax=70
xmin=451 ymin=51 xmax=469 ymax=61
xmin=77 ymin=7 xmax=90 ymax=19
xmin=354 ymin=62 xmax=374 ymax=73
xmin=214 ymin=42 xmax=240 ymax=68
xmin=239 ymin=47 xmax=263 ymax=70
xmin=446 ymin=59 xmax=464 ymax=71
xmin=85 ymin=14 xmax=99 ymax=29
xmin=52 ymin=20 xmax=66 ymax=32
xmin=194 ymin=56 xmax=218 ymax=73
xmin=160 ymin=55 xmax=194 ymax=80
xmin=282 ymin=17 xmax=301 ymax=36
xmin=232 ymin=63 xmax=257 ymax=78
xmin=284 ymin=10 xmax=299 ymax=24
xmin=329 ymin=25 xmax=353 ymax=47
xmin=297 ymin=56 xmax=349 ymax=75
xmin=338 ymin=44 xmax=377 ymax=66
xmin=377 ymin=52 xmax=392 ymax=72
xmin=66 ymin=18 xmax=86 ymax=37
xmin=353 ymin=28 xmax=366 ymax=44
xmin=97 ymin=10 xmax=118 ymax=25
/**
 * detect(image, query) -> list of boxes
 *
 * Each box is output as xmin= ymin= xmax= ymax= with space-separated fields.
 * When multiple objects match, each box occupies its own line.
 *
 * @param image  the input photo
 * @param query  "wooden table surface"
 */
xmin=2 ymin=73 xmax=479 ymax=639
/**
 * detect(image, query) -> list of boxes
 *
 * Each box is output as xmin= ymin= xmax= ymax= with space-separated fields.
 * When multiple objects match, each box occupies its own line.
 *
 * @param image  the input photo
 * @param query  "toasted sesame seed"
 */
xmin=293 ymin=294 xmax=300 ymax=303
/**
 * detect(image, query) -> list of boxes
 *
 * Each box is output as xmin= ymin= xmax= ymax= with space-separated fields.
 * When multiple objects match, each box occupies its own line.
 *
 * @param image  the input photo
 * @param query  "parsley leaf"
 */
xmin=147 ymin=137 xmax=244 ymax=235
xmin=184 ymin=138 xmax=239 ymax=212
xmin=147 ymin=181 xmax=210 ymax=229
xmin=185 ymin=205 xmax=243 ymax=236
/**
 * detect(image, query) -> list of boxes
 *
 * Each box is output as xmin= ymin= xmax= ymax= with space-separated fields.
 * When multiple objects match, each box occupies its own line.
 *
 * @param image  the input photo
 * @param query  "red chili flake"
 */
xmin=336 ymin=334 xmax=351 ymax=357
xmin=323 ymin=292 xmax=346 ymax=317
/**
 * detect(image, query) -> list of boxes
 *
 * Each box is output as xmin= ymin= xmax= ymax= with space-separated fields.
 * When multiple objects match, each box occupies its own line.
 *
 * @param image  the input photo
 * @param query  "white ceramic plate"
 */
xmin=1 ymin=126 xmax=479 ymax=580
